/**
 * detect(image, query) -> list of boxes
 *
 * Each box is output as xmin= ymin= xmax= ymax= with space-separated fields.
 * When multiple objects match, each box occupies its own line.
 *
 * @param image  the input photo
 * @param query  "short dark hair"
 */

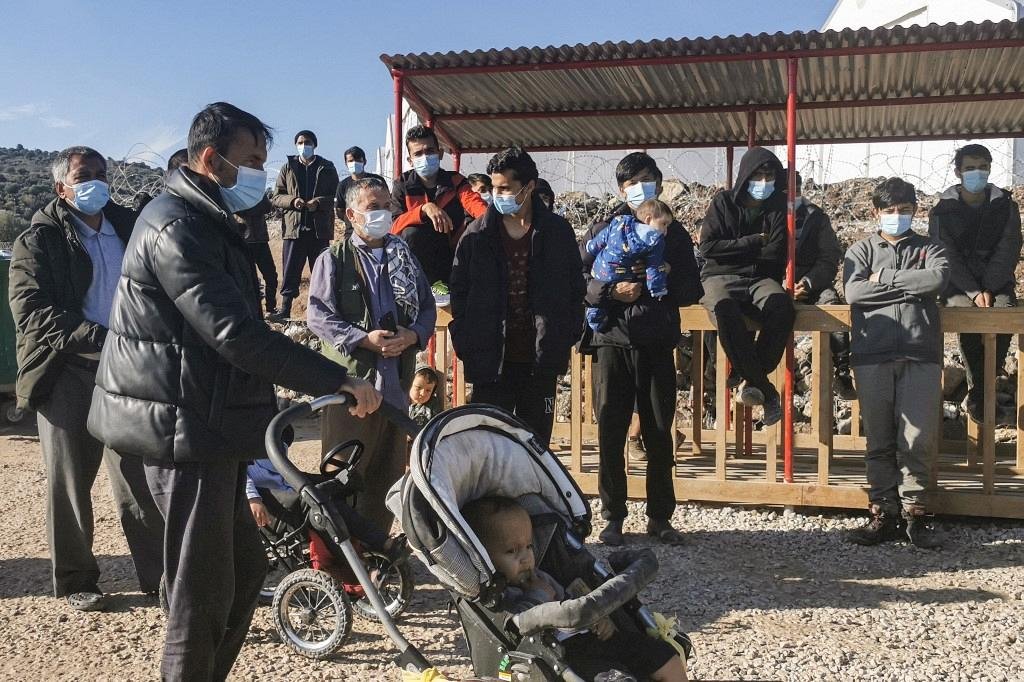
xmin=466 ymin=173 xmax=492 ymax=190
xmin=188 ymin=102 xmax=274 ymax=162
xmin=294 ymin=130 xmax=317 ymax=146
xmin=414 ymin=366 xmax=439 ymax=386
xmin=953 ymin=143 xmax=992 ymax=170
xmin=344 ymin=146 xmax=367 ymax=162
xmin=462 ymin=496 xmax=527 ymax=544
xmin=871 ymin=177 xmax=917 ymax=209
xmin=166 ymin=148 xmax=189 ymax=173
xmin=51 ymin=146 xmax=106 ymax=183
xmin=615 ymin=152 xmax=663 ymax=187
xmin=405 ymin=124 xmax=439 ymax=151
xmin=486 ymin=146 xmax=538 ymax=185
xmin=535 ymin=178 xmax=554 ymax=203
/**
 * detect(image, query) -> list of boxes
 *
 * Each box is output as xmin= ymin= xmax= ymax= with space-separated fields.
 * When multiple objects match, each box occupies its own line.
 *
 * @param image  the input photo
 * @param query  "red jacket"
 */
xmin=389 ymin=168 xmax=488 ymax=244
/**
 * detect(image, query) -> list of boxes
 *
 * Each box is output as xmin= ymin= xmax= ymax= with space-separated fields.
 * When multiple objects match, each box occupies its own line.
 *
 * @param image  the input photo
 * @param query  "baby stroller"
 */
xmin=387 ymin=404 xmax=694 ymax=681
xmin=264 ymin=395 xmax=433 ymax=672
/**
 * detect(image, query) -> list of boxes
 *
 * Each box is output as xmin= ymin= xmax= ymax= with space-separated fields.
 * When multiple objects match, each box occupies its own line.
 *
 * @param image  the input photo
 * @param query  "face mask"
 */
xmin=747 ymin=179 xmax=775 ymax=201
xmin=879 ymin=213 xmax=913 ymax=236
xmin=354 ymin=208 xmax=392 ymax=239
xmin=296 ymin=144 xmax=314 ymax=160
xmin=412 ymin=153 xmax=440 ymax=178
xmin=625 ymin=181 xmax=657 ymax=209
xmin=217 ymin=154 xmax=268 ymax=213
xmin=961 ymin=169 xmax=989 ymax=194
xmin=480 ymin=192 xmax=493 ymax=205
xmin=347 ymin=160 xmax=365 ymax=175
xmin=492 ymin=185 xmax=529 ymax=216
xmin=66 ymin=179 xmax=110 ymax=215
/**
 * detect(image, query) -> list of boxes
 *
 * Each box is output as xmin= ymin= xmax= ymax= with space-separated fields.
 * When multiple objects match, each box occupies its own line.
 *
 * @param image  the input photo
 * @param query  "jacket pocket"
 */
xmin=852 ymin=304 xmax=897 ymax=357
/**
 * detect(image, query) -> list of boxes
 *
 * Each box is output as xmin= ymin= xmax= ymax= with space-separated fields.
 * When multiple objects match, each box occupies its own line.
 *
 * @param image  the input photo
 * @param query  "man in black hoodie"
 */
xmin=699 ymin=146 xmax=794 ymax=427
xmin=579 ymin=152 xmax=704 ymax=547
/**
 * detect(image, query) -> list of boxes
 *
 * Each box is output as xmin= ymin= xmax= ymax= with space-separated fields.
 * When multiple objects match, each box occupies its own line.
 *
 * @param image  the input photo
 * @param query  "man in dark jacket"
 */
xmin=390 ymin=125 xmax=488 ymax=288
xmin=579 ymin=152 xmax=704 ymax=547
xmin=790 ymin=173 xmax=855 ymax=399
xmin=87 ymin=103 xmax=380 ymax=681
xmin=334 ymin=145 xmax=387 ymax=233
xmin=450 ymin=147 xmax=584 ymax=447
xmin=699 ymin=146 xmax=795 ymax=427
xmin=928 ymin=143 xmax=1022 ymax=424
xmin=270 ymin=129 xmax=340 ymax=320
xmin=8 ymin=146 xmax=164 ymax=612
xmin=234 ymin=194 xmax=278 ymax=315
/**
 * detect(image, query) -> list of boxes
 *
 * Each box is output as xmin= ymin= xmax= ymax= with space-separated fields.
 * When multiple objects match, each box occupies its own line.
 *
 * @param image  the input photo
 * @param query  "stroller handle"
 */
xmin=265 ymin=393 xmax=420 ymax=493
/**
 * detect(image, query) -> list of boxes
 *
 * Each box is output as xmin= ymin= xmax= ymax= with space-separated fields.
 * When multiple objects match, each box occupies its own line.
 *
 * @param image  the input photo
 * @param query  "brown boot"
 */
xmin=845 ymin=504 xmax=901 ymax=546
xmin=902 ymin=505 xmax=942 ymax=549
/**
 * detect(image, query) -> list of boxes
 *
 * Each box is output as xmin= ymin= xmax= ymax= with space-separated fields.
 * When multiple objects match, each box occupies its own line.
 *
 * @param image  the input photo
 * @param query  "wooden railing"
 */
xmin=432 ymin=306 xmax=1024 ymax=519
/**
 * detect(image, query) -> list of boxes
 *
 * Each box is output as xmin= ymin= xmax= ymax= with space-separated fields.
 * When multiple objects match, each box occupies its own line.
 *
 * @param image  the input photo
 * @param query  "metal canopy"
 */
xmin=381 ymin=19 xmax=1024 ymax=153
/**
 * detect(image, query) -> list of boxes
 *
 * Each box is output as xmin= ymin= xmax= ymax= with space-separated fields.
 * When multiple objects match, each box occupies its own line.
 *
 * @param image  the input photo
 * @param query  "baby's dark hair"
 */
xmin=462 ymin=496 xmax=528 ymax=544
xmin=871 ymin=177 xmax=918 ymax=209
xmin=414 ymin=366 xmax=439 ymax=387
xmin=636 ymin=198 xmax=674 ymax=225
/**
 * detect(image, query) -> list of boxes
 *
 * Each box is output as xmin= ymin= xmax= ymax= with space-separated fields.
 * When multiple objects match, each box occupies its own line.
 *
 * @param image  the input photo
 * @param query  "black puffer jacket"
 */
xmin=8 ymin=198 xmax=137 ymax=409
xmin=699 ymin=146 xmax=788 ymax=282
xmin=88 ymin=168 xmax=348 ymax=463
xmin=449 ymin=197 xmax=585 ymax=383
xmin=794 ymin=200 xmax=843 ymax=296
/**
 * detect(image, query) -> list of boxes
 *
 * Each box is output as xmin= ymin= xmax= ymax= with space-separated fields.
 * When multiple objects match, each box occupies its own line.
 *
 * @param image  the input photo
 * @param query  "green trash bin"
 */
xmin=0 ymin=248 xmax=25 ymax=422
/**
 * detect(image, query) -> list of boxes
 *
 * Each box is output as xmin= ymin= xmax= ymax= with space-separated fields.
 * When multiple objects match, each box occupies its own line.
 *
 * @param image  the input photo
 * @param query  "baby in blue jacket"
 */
xmin=586 ymin=198 xmax=673 ymax=332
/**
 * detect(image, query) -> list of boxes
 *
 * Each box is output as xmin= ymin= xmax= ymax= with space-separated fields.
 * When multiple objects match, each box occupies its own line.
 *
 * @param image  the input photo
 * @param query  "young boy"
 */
xmin=585 ymin=198 xmax=672 ymax=332
xmin=843 ymin=177 xmax=949 ymax=549
xmin=467 ymin=173 xmax=493 ymax=205
xmin=408 ymin=365 xmax=440 ymax=428
xmin=462 ymin=496 xmax=688 ymax=682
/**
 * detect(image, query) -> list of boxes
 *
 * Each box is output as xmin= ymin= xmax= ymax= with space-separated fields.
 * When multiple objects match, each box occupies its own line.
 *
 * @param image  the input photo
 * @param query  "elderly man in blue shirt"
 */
xmin=8 ymin=146 xmax=164 ymax=611
xmin=308 ymin=176 xmax=437 ymax=529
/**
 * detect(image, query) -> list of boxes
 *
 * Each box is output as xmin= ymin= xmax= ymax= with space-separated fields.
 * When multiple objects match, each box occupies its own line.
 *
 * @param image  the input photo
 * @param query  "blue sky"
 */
xmin=0 ymin=0 xmax=832 ymax=170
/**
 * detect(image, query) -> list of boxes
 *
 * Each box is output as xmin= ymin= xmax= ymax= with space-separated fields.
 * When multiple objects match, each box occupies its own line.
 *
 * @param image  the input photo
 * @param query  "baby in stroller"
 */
xmin=389 ymin=404 xmax=693 ymax=682
xmin=464 ymin=496 xmax=687 ymax=681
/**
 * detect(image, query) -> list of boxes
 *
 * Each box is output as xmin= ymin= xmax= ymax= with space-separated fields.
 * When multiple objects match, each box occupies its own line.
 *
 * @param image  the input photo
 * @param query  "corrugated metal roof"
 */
xmin=380 ymin=20 xmax=1024 ymax=152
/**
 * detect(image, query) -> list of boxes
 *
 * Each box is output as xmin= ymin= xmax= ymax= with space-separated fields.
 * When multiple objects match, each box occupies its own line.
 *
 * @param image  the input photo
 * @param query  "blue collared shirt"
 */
xmin=71 ymin=213 xmax=126 ymax=327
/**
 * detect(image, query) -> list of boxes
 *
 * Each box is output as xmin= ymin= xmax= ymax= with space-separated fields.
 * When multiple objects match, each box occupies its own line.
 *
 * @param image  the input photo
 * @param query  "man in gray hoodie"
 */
xmin=843 ymin=177 xmax=949 ymax=549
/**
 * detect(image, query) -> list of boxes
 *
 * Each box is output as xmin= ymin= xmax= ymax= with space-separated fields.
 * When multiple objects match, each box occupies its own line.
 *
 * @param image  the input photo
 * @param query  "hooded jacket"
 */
xmin=88 ymin=168 xmax=348 ymax=463
xmin=449 ymin=196 xmax=585 ymax=383
xmin=927 ymin=184 xmax=1022 ymax=299
xmin=271 ymin=155 xmax=340 ymax=240
xmin=8 ymin=197 xmax=137 ymax=409
xmin=389 ymin=168 xmax=488 ymax=244
xmin=579 ymin=202 xmax=704 ymax=350
xmin=698 ymin=146 xmax=788 ymax=282
xmin=794 ymin=200 xmax=844 ymax=295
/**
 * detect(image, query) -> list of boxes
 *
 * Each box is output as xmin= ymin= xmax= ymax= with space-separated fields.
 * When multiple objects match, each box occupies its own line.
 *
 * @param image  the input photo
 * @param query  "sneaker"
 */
xmin=599 ymin=519 xmax=624 ymax=546
xmin=844 ymin=505 xmax=902 ymax=546
xmin=66 ymin=590 xmax=107 ymax=612
xmin=736 ymin=382 xmax=764 ymax=407
xmin=431 ymin=281 xmax=450 ymax=307
xmin=627 ymin=436 xmax=647 ymax=462
xmin=903 ymin=506 xmax=942 ymax=549
xmin=834 ymin=369 xmax=857 ymax=400
xmin=646 ymin=518 xmax=686 ymax=546
xmin=762 ymin=391 xmax=782 ymax=426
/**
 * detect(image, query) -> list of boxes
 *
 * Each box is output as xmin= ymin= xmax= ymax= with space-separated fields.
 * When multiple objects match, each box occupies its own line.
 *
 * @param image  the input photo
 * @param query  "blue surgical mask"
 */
xmin=347 ymin=160 xmax=365 ymax=175
xmin=412 ymin=154 xmax=440 ymax=178
xmin=492 ymin=184 xmax=529 ymax=216
xmin=480 ymin=192 xmax=493 ymax=205
xmin=217 ymin=154 xmax=268 ymax=213
xmin=625 ymin=181 xmax=657 ymax=209
xmin=297 ymin=144 xmax=314 ymax=160
xmin=879 ymin=213 xmax=913 ymax=236
xmin=67 ymin=179 xmax=110 ymax=215
xmin=747 ymin=179 xmax=775 ymax=201
xmin=961 ymin=169 xmax=989 ymax=194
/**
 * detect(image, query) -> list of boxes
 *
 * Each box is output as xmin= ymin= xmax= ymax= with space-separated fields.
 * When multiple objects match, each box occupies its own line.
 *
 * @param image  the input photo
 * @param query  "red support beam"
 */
xmin=453 ymin=151 xmax=461 ymax=173
xmin=393 ymin=72 xmax=405 ymax=180
xmin=783 ymin=57 xmax=798 ymax=485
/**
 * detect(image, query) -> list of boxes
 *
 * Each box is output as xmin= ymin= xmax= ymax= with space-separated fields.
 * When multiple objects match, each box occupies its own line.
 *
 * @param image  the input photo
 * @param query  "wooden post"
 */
xmin=812 ymin=331 xmax=833 ymax=485
xmin=690 ymin=331 xmax=704 ymax=456
xmin=715 ymin=335 xmax=729 ymax=480
xmin=1018 ymin=335 xmax=1024 ymax=471
xmin=982 ymin=333 xmax=996 ymax=494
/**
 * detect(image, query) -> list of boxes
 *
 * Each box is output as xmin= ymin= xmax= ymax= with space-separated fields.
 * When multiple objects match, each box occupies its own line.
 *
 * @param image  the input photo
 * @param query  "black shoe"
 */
xmin=834 ymin=369 xmax=857 ymax=400
xmin=845 ymin=505 xmax=902 ymax=546
xmin=265 ymin=296 xmax=278 ymax=316
xmin=271 ymin=297 xmax=293 ymax=322
xmin=599 ymin=519 xmax=624 ymax=546
xmin=762 ymin=391 xmax=782 ymax=426
xmin=903 ymin=506 xmax=942 ymax=549
xmin=646 ymin=519 xmax=686 ymax=546
xmin=726 ymin=370 xmax=743 ymax=390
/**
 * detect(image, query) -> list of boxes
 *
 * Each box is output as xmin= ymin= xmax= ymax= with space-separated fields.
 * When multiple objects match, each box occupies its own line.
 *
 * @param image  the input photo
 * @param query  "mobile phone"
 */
xmin=378 ymin=311 xmax=398 ymax=333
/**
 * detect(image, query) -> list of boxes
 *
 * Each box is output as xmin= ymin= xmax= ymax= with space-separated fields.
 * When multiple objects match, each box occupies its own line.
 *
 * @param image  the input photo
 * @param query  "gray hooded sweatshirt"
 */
xmin=843 ymin=231 xmax=950 ymax=367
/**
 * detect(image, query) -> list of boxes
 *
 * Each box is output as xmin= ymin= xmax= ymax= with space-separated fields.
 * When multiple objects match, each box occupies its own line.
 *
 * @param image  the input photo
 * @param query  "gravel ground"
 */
xmin=2 ymin=418 xmax=1022 ymax=681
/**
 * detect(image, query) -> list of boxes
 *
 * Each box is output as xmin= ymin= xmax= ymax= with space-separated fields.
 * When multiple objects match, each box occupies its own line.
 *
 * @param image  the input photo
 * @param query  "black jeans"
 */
xmin=943 ymin=287 xmax=1017 ymax=400
xmin=701 ymin=274 xmax=795 ymax=397
xmin=399 ymin=223 xmax=452 ymax=286
xmin=280 ymin=230 xmax=329 ymax=299
xmin=471 ymin=362 xmax=558 ymax=447
xmin=144 ymin=459 xmax=267 ymax=682
xmin=247 ymin=241 xmax=279 ymax=308
xmin=593 ymin=345 xmax=677 ymax=522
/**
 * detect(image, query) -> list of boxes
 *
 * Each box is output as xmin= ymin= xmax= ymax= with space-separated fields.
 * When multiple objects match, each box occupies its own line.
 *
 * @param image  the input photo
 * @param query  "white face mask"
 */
xmin=354 ymin=208 xmax=392 ymax=239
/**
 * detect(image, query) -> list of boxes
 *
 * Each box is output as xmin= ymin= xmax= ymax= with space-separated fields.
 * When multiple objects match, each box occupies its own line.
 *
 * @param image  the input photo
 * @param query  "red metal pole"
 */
xmin=725 ymin=145 xmax=734 ymax=188
xmin=393 ymin=72 xmax=404 ymax=181
xmin=783 ymin=57 xmax=799 ymax=484
xmin=453 ymin=151 xmax=461 ymax=173
xmin=747 ymin=110 xmax=757 ymax=148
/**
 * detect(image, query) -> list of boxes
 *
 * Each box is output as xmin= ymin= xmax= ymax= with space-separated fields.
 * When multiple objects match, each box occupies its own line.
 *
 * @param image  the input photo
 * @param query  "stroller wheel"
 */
xmin=272 ymin=569 xmax=353 ymax=658
xmin=259 ymin=558 xmax=292 ymax=605
xmin=351 ymin=551 xmax=414 ymax=622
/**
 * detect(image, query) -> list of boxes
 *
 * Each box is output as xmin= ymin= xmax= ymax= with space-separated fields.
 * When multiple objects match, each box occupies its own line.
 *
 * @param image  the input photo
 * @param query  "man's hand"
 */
xmin=338 ymin=376 xmax=382 ymax=418
xmin=381 ymin=327 xmax=418 ymax=358
xmin=974 ymin=291 xmax=993 ymax=308
xmin=591 ymin=616 xmax=617 ymax=641
xmin=307 ymin=198 xmax=320 ymax=211
xmin=249 ymin=499 xmax=271 ymax=527
xmin=793 ymin=281 xmax=809 ymax=300
xmin=421 ymin=203 xmax=452 ymax=234
xmin=292 ymin=198 xmax=306 ymax=210
xmin=869 ymin=272 xmax=880 ymax=283
xmin=612 ymin=281 xmax=642 ymax=303
xmin=361 ymin=329 xmax=396 ymax=355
